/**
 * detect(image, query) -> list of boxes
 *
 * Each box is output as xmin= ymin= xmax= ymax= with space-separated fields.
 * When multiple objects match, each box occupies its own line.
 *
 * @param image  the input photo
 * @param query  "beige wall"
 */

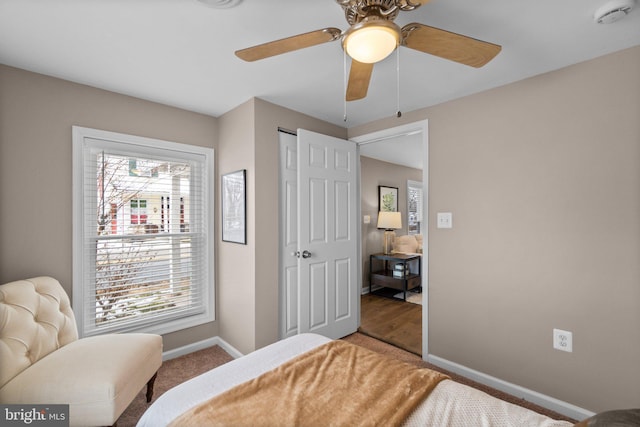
xmin=216 ymin=99 xmax=257 ymax=354
xmin=360 ymin=156 xmax=422 ymax=288
xmin=217 ymin=97 xmax=346 ymax=353
xmin=349 ymin=46 xmax=640 ymax=412
xmin=0 ymin=65 xmax=219 ymax=351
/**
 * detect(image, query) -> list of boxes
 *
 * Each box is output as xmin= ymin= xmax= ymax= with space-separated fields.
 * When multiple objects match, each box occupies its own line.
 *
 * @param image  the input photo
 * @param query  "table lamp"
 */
xmin=377 ymin=211 xmax=402 ymax=254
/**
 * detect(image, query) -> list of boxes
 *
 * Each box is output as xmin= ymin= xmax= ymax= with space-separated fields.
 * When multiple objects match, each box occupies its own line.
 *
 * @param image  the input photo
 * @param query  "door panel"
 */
xmin=285 ymin=181 xmax=297 ymax=246
xmin=309 ymin=178 xmax=326 ymax=243
xmin=334 ymin=257 xmax=351 ymax=320
xmin=309 ymin=261 xmax=328 ymax=331
xmin=334 ymin=181 xmax=350 ymax=241
xmin=284 ymin=266 xmax=298 ymax=336
xmin=309 ymin=144 xmax=327 ymax=168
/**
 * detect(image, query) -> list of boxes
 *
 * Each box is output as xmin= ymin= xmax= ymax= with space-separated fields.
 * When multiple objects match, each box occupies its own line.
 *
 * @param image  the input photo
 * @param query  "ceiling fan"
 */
xmin=235 ymin=0 xmax=501 ymax=101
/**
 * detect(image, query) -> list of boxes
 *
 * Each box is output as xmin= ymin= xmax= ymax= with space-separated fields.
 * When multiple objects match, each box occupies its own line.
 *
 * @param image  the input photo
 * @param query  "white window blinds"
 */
xmin=73 ymin=127 xmax=214 ymax=337
xmin=407 ymin=180 xmax=423 ymax=235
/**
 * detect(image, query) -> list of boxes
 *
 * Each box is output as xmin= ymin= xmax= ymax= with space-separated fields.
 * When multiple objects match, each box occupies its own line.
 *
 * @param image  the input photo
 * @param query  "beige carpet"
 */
xmin=117 ymin=345 xmax=234 ymax=426
xmin=117 ymin=333 xmax=576 ymax=425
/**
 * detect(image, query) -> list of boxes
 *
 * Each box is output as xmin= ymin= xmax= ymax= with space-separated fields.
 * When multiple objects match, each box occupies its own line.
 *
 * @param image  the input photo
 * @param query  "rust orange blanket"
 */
xmin=169 ymin=340 xmax=448 ymax=427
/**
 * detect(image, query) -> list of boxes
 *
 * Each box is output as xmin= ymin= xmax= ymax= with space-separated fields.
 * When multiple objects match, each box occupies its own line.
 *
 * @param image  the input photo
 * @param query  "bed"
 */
xmin=137 ymin=333 xmax=574 ymax=427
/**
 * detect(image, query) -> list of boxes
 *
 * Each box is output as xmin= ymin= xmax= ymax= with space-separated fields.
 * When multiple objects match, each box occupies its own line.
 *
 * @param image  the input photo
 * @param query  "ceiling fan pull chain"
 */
xmin=343 ymin=49 xmax=348 ymax=122
xmin=396 ymin=47 xmax=402 ymax=118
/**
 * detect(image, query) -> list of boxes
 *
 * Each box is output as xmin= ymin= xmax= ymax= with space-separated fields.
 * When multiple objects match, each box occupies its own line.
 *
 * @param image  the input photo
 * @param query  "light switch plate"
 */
xmin=437 ymin=212 xmax=453 ymax=229
xmin=363 ymin=215 xmax=370 ymax=224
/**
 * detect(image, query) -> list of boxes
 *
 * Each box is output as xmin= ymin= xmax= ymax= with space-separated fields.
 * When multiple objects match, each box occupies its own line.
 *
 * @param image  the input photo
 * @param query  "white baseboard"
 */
xmin=162 ymin=336 xmax=244 ymax=361
xmin=427 ymin=354 xmax=595 ymax=421
xmin=214 ymin=337 xmax=244 ymax=359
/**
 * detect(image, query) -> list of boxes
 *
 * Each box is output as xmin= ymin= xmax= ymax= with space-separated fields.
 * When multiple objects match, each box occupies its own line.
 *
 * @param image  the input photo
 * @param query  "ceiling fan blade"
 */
xmin=346 ymin=60 xmax=374 ymax=101
xmin=235 ymin=28 xmax=342 ymax=62
xmin=401 ymin=23 xmax=501 ymax=68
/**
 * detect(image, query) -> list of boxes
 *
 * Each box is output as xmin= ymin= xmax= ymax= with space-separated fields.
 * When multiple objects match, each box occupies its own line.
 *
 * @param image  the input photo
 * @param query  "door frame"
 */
xmin=349 ymin=119 xmax=429 ymax=358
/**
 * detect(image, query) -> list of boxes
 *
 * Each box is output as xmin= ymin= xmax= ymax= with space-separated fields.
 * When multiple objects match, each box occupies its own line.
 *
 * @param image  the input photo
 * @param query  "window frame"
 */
xmin=72 ymin=126 xmax=215 ymax=337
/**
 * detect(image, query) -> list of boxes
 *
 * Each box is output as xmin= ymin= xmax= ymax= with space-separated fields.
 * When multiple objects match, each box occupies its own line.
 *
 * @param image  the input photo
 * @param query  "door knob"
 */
xmin=292 ymin=251 xmax=300 ymax=258
xmin=302 ymin=250 xmax=312 ymax=259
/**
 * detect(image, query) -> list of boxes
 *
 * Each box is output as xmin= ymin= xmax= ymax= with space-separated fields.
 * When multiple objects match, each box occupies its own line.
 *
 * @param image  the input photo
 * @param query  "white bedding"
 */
xmin=137 ymin=333 xmax=573 ymax=427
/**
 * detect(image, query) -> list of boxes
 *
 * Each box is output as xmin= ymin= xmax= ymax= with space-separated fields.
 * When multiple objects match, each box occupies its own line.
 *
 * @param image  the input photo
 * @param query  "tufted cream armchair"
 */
xmin=0 ymin=277 xmax=163 ymax=426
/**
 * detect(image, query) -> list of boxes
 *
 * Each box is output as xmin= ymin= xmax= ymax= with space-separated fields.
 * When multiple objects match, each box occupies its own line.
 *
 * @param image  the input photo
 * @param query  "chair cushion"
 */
xmin=0 ymin=277 xmax=78 ymax=388
xmin=0 ymin=333 xmax=162 ymax=426
xmin=393 ymin=235 xmax=419 ymax=254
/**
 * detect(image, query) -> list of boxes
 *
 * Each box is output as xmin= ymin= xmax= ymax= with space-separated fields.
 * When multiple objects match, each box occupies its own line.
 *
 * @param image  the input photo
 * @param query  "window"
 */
xmin=130 ymin=199 xmax=148 ymax=225
xmin=407 ymin=180 xmax=423 ymax=235
xmin=73 ymin=126 xmax=214 ymax=337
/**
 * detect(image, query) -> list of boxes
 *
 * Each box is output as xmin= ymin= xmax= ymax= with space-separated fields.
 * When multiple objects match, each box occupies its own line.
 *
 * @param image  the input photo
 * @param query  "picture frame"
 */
xmin=378 ymin=185 xmax=398 ymax=212
xmin=222 ymin=169 xmax=246 ymax=244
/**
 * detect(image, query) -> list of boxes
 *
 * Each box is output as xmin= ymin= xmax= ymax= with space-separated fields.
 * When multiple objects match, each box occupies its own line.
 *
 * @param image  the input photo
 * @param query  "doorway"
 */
xmin=276 ymin=122 xmax=428 ymax=358
xmin=350 ymin=120 xmax=429 ymax=358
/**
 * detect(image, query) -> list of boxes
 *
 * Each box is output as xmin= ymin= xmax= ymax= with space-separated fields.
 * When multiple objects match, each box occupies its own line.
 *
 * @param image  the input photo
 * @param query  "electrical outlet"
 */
xmin=553 ymin=329 xmax=573 ymax=352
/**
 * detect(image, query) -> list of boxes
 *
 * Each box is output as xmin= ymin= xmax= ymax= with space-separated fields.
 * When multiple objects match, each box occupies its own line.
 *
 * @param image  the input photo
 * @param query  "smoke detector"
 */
xmin=593 ymin=0 xmax=635 ymax=23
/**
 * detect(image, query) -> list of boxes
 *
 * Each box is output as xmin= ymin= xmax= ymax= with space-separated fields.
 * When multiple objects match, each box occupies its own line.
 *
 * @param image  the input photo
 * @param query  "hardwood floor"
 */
xmin=359 ymin=293 xmax=422 ymax=356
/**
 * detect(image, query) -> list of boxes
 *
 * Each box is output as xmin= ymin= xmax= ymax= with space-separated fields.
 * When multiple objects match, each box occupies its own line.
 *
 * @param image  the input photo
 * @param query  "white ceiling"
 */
xmin=1 ymin=0 xmax=639 ymax=130
xmin=358 ymin=131 xmax=424 ymax=170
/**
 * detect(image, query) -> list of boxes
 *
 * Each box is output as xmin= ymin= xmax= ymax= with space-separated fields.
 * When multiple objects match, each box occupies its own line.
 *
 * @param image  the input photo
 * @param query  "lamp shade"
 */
xmin=377 ymin=211 xmax=402 ymax=230
xmin=343 ymin=19 xmax=400 ymax=64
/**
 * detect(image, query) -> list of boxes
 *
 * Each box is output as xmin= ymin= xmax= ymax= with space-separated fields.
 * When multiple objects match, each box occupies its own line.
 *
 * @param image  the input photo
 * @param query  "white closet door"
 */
xmin=296 ymin=129 xmax=358 ymax=339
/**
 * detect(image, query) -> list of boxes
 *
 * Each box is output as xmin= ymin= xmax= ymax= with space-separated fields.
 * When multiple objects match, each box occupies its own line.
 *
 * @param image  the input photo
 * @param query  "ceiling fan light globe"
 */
xmin=343 ymin=21 xmax=400 ymax=64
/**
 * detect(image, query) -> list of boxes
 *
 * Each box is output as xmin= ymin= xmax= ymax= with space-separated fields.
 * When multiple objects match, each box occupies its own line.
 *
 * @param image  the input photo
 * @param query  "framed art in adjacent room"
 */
xmin=222 ymin=169 xmax=246 ymax=244
xmin=378 ymin=185 xmax=398 ymax=212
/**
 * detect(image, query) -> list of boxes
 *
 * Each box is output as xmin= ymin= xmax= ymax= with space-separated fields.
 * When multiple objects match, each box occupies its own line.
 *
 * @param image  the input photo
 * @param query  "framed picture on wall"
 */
xmin=222 ymin=169 xmax=246 ymax=244
xmin=378 ymin=185 xmax=398 ymax=212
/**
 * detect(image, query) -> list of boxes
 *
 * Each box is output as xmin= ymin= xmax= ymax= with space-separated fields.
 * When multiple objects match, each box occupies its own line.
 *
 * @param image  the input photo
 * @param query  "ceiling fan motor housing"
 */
xmin=338 ymin=0 xmax=424 ymax=25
